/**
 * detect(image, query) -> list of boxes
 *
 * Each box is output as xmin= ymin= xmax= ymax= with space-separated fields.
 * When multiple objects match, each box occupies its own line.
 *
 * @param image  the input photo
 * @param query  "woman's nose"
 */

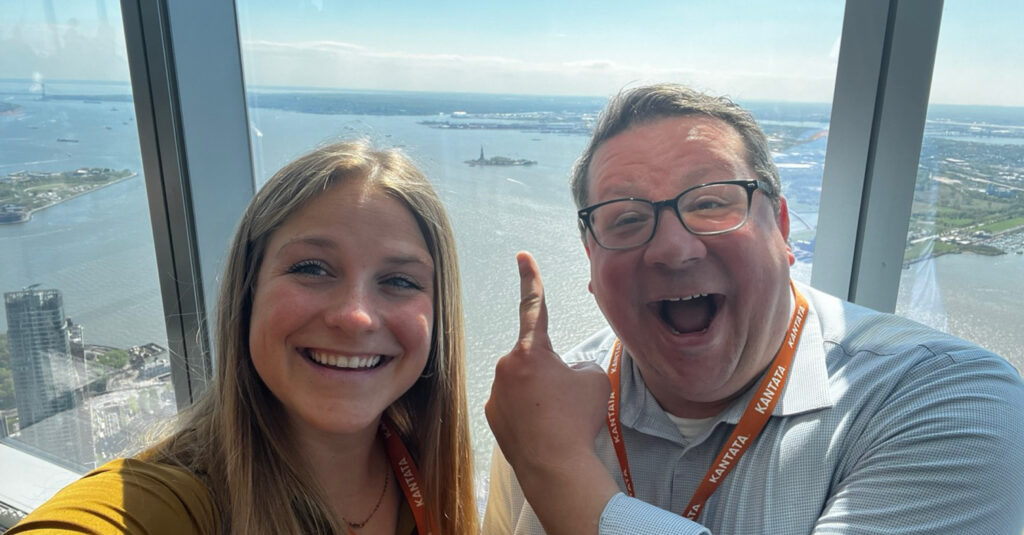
xmin=322 ymin=287 xmax=379 ymax=332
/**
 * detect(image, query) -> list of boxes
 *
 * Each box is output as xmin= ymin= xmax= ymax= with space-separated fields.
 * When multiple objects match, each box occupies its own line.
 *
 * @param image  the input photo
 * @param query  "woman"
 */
xmin=8 ymin=141 xmax=477 ymax=535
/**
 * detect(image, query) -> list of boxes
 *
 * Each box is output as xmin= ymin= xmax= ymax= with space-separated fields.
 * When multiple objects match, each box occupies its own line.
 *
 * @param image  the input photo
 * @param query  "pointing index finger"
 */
xmin=516 ymin=251 xmax=551 ymax=349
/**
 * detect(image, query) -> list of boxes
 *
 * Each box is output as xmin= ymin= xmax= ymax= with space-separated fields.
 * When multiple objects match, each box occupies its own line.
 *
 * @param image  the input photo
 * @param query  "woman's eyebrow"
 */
xmin=275 ymin=237 xmax=432 ymax=267
xmin=274 ymin=235 xmax=337 ymax=255
xmin=382 ymin=253 xmax=434 ymax=270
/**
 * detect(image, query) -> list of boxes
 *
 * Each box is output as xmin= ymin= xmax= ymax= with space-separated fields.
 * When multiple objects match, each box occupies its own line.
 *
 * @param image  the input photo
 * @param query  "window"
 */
xmin=0 ymin=0 xmax=176 ymax=517
xmin=234 ymin=0 xmax=845 ymax=490
xmin=896 ymin=1 xmax=1024 ymax=373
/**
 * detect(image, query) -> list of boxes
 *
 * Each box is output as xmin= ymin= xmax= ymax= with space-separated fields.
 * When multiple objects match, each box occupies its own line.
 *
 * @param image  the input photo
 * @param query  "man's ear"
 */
xmin=779 ymin=196 xmax=795 ymax=266
xmin=778 ymin=195 xmax=791 ymax=240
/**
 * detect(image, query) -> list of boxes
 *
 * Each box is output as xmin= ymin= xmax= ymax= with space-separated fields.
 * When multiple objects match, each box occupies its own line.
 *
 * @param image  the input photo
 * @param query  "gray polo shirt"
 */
xmin=484 ymin=282 xmax=1024 ymax=534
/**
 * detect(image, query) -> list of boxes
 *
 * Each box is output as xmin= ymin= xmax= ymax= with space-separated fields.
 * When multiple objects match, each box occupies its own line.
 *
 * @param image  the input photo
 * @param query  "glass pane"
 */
xmin=234 ymin=0 xmax=844 ymax=493
xmin=0 ymin=0 xmax=176 ymax=492
xmin=896 ymin=2 xmax=1024 ymax=374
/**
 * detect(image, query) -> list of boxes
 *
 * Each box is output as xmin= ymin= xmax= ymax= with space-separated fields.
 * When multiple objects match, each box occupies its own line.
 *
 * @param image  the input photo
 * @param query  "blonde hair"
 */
xmin=143 ymin=140 xmax=476 ymax=534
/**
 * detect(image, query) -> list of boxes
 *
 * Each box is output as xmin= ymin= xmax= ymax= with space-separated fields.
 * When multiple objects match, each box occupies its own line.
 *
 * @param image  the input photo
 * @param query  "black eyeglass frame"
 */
xmin=577 ymin=179 xmax=772 ymax=251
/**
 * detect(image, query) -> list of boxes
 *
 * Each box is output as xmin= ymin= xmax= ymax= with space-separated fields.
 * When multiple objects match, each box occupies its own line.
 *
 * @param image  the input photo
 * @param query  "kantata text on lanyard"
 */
xmin=344 ymin=419 xmax=440 ymax=535
xmin=605 ymin=282 xmax=808 ymax=522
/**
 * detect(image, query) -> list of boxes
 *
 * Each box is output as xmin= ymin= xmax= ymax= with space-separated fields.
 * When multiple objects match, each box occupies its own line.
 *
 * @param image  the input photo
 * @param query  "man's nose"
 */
xmin=641 ymin=208 xmax=708 ymax=268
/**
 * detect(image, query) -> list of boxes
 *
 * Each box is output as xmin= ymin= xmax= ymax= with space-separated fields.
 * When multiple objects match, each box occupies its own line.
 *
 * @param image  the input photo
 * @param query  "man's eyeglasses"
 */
xmin=577 ymin=179 xmax=771 ymax=251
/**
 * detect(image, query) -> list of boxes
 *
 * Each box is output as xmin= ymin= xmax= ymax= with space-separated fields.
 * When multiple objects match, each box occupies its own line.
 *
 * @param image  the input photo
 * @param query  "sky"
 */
xmin=0 ymin=0 xmax=1022 ymax=106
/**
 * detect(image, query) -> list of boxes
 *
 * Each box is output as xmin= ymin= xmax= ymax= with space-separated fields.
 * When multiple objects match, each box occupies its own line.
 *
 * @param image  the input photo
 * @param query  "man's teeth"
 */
xmin=664 ymin=293 xmax=708 ymax=302
xmin=309 ymin=351 xmax=381 ymax=369
xmin=661 ymin=293 xmax=713 ymax=335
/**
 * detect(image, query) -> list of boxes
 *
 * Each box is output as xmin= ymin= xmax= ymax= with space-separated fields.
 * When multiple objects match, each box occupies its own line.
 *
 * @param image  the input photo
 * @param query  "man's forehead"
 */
xmin=633 ymin=114 xmax=739 ymax=140
xmin=592 ymin=115 xmax=744 ymax=161
xmin=683 ymin=120 xmax=727 ymax=141
xmin=587 ymin=116 xmax=749 ymax=194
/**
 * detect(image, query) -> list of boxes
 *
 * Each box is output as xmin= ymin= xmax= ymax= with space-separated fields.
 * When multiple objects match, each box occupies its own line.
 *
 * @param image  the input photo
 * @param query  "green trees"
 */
xmin=96 ymin=349 xmax=129 ymax=370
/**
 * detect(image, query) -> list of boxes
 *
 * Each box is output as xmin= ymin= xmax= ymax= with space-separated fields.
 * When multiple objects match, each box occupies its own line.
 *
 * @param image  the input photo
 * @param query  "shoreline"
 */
xmin=0 ymin=172 xmax=138 ymax=225
xmin=903 ymin=228 xmax=1024 ymax=267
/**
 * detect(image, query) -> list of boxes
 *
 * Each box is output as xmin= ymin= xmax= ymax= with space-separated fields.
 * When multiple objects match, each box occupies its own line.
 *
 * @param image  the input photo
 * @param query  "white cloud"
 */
xmin=240 ymin=39 xmax=836 ymax=101
xmin=0 ymin=21 xmax=130 ymax=81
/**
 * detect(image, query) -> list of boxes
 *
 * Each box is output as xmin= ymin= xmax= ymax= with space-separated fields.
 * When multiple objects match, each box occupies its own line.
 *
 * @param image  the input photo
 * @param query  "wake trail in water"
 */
xmin=0 ymin=155 xmax=72 ymax=169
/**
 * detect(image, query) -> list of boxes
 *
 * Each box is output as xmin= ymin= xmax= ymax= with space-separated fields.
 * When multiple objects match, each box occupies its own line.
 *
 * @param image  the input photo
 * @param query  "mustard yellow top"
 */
xmin=7 ymin=458 xmax=218 ymax=534
xmin=7 ymin=458 xmax=417 ymax=534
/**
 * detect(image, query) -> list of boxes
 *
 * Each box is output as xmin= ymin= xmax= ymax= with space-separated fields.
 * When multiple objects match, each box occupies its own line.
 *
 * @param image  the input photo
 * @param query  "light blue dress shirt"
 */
xmin=484 ymin=282 xmax=1024 ymax=534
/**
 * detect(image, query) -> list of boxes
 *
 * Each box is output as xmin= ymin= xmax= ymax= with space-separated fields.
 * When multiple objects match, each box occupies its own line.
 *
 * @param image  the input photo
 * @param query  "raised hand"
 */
xmin=486 ymin=252 xmax=617 ymax=535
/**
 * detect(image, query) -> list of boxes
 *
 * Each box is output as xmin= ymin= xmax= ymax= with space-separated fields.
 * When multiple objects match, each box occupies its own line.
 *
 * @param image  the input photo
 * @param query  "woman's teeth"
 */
xmin=308 ymin=351 xmax=381 ymax=369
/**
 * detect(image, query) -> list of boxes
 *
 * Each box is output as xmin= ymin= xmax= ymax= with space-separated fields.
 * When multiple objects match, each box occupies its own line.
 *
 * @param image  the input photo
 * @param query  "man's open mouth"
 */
xmin=658 ymin=293 xmax=721 ymax=334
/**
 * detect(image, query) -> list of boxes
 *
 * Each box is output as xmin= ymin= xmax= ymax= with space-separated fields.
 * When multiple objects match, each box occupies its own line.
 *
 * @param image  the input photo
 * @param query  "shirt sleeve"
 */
xmin=486 ymin=447 xmax=712 ymax=535
xmin=6 ymin=459 xmax=218 ymax=535
xmin=811 ymin=350 xmax=1024 ymax=534
xmin=482 ymin=446 xmax=516 ymax=535
xmin=599 ymin=493 xmax=711 ymax=535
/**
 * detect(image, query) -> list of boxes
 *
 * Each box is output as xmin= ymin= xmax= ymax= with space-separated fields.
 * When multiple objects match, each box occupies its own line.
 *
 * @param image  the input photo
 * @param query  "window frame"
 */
xmin=121 ymin=0 xmax=255 ymax=405
xmin=1 ymin=0 xmax=952 ymax=524
xmin=814 ymin=0 xmax=944 ymax=312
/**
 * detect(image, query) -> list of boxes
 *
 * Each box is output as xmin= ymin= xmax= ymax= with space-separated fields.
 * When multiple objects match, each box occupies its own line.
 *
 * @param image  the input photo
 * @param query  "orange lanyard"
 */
xmin=606 ymin=283 xmax=808 ymax=522
xmin=347 ymin=419 xmax=438 ymax=535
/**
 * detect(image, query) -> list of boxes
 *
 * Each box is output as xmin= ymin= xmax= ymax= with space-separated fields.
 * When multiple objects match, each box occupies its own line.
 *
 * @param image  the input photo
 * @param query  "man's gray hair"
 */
xmin=570 ymin=84 xmax=782 ymax=215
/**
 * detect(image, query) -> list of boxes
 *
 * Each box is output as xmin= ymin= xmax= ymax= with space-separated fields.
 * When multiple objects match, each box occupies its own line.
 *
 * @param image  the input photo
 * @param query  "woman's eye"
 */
xmin=384 ymin=275 xmax=424 ymax=291
xmin=286 ymin=259 xmax=330 ymax=277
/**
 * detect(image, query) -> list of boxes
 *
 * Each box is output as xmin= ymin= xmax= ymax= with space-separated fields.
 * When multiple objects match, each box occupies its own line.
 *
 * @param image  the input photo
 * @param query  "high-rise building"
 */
xmin=4 ymin=289 xmax=72 ymax=428
xmin=3 ymin=289 xmax=95 ymax=471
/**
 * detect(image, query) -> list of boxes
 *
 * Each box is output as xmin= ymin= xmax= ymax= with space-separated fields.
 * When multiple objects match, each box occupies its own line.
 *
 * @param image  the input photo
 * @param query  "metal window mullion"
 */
xmin=850 ymin=0 xmax=943 ymax=312
xmin=120 ymin=0 xmax=209 ymax=408
xmin=812 ymin=0 xmax=892 ymax=300
xmin=161 ymin=0 xmax=255 ymax=344
xmin=120 ymin=0 xmax=255 ymax=407
xmin=813 ymin=0 xmax=943 ymax=314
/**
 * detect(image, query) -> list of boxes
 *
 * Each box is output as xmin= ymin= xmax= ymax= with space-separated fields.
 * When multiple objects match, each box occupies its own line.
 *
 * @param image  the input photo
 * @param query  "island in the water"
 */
xmin=0 ymin=102 xmax=21 ymax=116
xmin=465 ymin=146 xmax=536 ymax=167
xmin=0 ymin=167 xmax=136 ymax=224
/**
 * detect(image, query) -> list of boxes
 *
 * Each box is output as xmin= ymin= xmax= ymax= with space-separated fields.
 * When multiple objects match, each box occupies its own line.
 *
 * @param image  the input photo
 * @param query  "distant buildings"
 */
xmin=3 ymin=288 xmax=95 ymax=471
xmin=5 ymin=289 xmax=72 ymax=428
xmin=1 ymin=288 xmax=177 ymax=469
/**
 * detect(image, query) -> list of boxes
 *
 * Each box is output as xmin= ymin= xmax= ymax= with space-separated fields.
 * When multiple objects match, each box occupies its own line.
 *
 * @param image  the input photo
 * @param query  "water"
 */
xmin=898 ymin=253 xmax=1024 ymax=373
xmin=0 ymin=89 xmax=166 ymax=350
xmin=4 ymin=86 xmax=1023 ymax=480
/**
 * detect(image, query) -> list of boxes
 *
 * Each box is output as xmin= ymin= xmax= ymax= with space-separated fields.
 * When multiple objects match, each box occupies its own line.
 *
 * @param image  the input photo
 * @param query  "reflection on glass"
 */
xmin=896 ymin=3 xmax=1024 ymax=374
xmin=0 ymin=2 xmax=175 ymax=474
xmin=233 ymin=0 xmax=844 ymax=486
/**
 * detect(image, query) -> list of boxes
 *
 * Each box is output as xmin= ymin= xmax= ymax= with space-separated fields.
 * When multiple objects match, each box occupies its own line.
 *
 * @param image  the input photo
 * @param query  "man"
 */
xmin=484 ymin=84 xmax=1024 ymax=534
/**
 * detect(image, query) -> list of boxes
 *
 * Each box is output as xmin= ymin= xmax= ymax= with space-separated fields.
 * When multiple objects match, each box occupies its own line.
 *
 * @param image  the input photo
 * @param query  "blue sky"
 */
xmin=0 ymin=0 xmax=1022 ymax=105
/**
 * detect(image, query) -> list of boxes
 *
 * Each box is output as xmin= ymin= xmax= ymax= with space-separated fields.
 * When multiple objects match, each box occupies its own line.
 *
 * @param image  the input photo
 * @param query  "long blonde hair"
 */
xmin=143 ymin=140 xmax=476 ymax=534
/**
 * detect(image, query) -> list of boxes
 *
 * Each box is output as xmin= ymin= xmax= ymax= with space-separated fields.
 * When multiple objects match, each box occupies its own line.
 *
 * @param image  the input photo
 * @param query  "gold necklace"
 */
xmin=344 ymin=459 xmax=390 ymax=530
